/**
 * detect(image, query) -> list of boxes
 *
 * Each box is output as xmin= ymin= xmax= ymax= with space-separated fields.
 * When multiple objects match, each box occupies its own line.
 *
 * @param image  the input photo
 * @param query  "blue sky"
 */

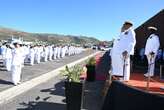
xmin=0 ymin=0 xmax=163 ymax=41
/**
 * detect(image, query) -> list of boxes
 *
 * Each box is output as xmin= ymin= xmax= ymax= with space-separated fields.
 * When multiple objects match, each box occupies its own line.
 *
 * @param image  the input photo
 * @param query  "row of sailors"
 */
xmin=1 ymin=43 xmax=84 ymax=85
xmin=1 ymin=44 xmax=84 ymax=71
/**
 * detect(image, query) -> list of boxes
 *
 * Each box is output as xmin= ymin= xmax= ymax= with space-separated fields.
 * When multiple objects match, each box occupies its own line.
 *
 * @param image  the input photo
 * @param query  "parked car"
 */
xmin=98 ymin=46 xmax=111 ymax=51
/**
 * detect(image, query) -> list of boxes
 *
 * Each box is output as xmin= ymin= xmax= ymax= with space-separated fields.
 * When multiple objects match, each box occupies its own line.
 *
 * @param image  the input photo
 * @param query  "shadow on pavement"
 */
xmin=0 ymin=79 xmax=13 ymax=85
xmin=40 ymin=81 xmax=65 ymax=96
xmin=17 ymin=101 xmax=65 ymax=110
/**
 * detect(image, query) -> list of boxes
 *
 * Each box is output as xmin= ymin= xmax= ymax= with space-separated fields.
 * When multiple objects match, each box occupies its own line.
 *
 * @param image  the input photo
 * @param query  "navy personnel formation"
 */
xmin=0 ymin=40 xmax=85 ymax=85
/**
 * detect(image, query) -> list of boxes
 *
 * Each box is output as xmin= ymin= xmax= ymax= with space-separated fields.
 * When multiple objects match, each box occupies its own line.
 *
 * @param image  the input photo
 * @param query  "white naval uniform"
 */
xmin=11 ymin=48 xmax=22 ymax=85
xmin=1 ymin=45 xmax=6 ymax=66
xmin=1 ymin=45 xmax=6 ymax=59
xmin=53 ymin=47 xmax=58 ymax=60
xmin=35 ymin=47 xmax=41 ymax=63
xmin=61 ymin=46 xmax=66 ymax=58
xmin=24 ymin=46 xmax=30 ymax=63
xmin=5 ymin=47 xmax=12 ymax=71
xmin=48 ymin=46 xmax=53 ymax=61
xmin=111 ymin=28 xmax=136 ymax=81
xmin=20 ymin=46 xmax=25 ymax=67
xmin=57 ymin=46 xmax=61 ymax=58
xmin=44 ymin=47 xmax=49 ymax=62
xmin=29 ymin=47 xmax=35 ymax=65
xmin=145 ymin=34 xmax=160 ymax=76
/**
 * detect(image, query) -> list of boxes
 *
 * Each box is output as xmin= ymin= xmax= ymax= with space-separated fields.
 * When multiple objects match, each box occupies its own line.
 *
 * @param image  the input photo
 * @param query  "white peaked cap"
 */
xmin=148 ymin=26 xmax=157 ymax=31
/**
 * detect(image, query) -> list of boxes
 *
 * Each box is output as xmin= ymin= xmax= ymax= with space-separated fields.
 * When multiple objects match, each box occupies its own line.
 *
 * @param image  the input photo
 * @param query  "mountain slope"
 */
xmin=0 ymin=27 xmax=100 ymax=45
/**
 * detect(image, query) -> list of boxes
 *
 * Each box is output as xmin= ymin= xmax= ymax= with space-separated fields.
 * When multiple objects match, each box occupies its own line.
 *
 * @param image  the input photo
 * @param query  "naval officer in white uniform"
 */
xmin=4 ymin=44 xmax=12 ymax=71
xmin=111 ymin=21 xmax=136 ymax=81
xmin=144 ymin=26 xmax=160 ymax=77
xmin=11 ymin=41 xmax=22 ymax=85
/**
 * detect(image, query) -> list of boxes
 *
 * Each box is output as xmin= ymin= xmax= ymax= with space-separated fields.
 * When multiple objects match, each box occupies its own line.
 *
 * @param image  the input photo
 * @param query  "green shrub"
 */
xmin=86 ymin=57 xmax=96 ymax=66
xmin=61 ymin=65 xmax=83 ymax=82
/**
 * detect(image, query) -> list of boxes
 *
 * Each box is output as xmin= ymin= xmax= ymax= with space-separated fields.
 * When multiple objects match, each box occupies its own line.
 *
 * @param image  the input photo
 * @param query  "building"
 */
xmin=135 ymin=9 xmax=164 ymax=50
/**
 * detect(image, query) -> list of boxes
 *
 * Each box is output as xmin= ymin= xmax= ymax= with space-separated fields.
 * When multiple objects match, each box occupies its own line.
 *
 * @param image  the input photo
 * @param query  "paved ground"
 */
xmin=0 ymin=75 xmax=105 ymax=110
xmin=0 ymin=49 xmax=96 ymax=92
xmin=0 ymin=75 xmax=66 ymax=110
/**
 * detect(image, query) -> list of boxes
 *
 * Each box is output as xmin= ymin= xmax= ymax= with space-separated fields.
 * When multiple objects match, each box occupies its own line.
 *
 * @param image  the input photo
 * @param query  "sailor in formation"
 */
xmin=1 ymin=43 xmax=7 ymax=66
xmin=48 ymin=45 xmax=53 ymax=61
xmin=29 ymin=46 xmax=35 ymax=65
xmin=4 ymin=44 xmax=12 ymax=71
xmin=11 ymin=41 xmax=23 ymax=85
xmin=0 ymin=41 xmax=85 ymax=86
xmin=57 ymin=45 xmax=61 ymax=59
xmin=53 ymin=45 xmax=58 ymax=60
xmin=144 ymin=26 xmax=160 ymax=77
xmin=35 ymin=45 xmax=42 ymax=64
xmin=44 ymin=45 xmax=49 ymax=62
xmin=111 ymin=21 xmax=136 ymax=81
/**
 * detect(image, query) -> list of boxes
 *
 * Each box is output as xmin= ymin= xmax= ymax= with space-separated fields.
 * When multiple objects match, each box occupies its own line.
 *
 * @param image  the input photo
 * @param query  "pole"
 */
xmin=123 ymin=56 xmax=126 ymax=81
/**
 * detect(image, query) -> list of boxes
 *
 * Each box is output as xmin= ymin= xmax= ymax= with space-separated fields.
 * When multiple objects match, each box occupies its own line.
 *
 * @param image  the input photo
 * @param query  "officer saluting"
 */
xmin=144 ymin=26 xmax=160 ymax=77
xmin=111 ymin=21 xmax=136 ymax=81
xmin=11 ymin=40 xmax=23 ymax=85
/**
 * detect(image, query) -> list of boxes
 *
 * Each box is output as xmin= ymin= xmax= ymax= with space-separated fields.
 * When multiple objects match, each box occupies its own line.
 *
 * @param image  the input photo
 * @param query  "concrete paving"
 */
xmin=0 ymin=75 xmax=66 ymax=110
xmin=0 ymin=74 xmax=104 ymax=110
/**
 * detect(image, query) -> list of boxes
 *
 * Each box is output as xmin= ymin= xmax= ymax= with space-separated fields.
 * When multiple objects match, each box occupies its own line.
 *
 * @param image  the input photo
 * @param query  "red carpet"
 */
xmin=125 ymin=73 xmax=164 ymax=95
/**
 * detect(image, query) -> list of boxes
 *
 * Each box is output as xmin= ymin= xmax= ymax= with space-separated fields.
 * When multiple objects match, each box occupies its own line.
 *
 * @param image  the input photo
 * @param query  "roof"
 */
xmin=135 ymin=9 xmax=164 ymax=49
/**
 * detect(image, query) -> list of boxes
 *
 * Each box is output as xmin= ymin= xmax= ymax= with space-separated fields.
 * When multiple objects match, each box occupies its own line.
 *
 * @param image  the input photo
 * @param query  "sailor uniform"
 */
xmin=144 ymin=34 xmax=160 ymax=76
xmin=48 ymin=46 xmax=53 ymax=61
xmin=29 ymin=47 xmax=35 ymax=65
xmin=44 ymin=46 xmax=49 ymax=62
xmin=5 ymin=47 xmax=12 ymax=71
xmin=53 ymin=46 xmax=58 ymax=60
xmin=111 ymin=28 xmax=136 ymax=81
xmin=11 ymin=47 xmax=22 ymax=85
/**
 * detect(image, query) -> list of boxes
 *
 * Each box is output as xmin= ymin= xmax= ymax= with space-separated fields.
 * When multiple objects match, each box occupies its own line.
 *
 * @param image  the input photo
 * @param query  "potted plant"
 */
xmin=61 ymin=65 xmax=84 ymax=110
xmin=86 ymin=57 xmax=96 ymax=81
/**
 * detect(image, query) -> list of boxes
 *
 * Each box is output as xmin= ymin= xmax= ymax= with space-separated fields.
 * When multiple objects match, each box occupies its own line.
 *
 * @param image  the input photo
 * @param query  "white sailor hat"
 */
xmin=148 ymin=26 xmax=157 ymax=31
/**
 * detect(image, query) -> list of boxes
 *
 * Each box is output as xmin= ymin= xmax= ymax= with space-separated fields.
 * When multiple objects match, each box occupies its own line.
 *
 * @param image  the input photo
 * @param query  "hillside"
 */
xmin=0 ymin=26 xmax=100 ymax=45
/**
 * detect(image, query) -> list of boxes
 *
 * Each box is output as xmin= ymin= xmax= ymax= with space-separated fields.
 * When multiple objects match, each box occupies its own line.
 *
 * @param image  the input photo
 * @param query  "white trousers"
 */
xmin=44 ymin=54 xmax=48 ymax=62
xmin=11 ymin=65 xmax=22 ymax=84
xmin=57 ymin=52 xmax=61 ymax=58
xmin=53 ymin=53 xmax=57 ymax=59
xmin=146 ymin=55 xmax=156 ymax=76
xmin=112 ymin=54 xmax=130 ymax=81
xmin=61 ymin=51 xmax=65 ymax=58
xmin=49 ymin=53 xmax=53 ymax=61
xmin=5 ymin=58 xmax=12 ymax=71
xmin=36 ymin=54 xmax=41 ymax=63
xmin=30 ymin=56 xmax=34 ymax=65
